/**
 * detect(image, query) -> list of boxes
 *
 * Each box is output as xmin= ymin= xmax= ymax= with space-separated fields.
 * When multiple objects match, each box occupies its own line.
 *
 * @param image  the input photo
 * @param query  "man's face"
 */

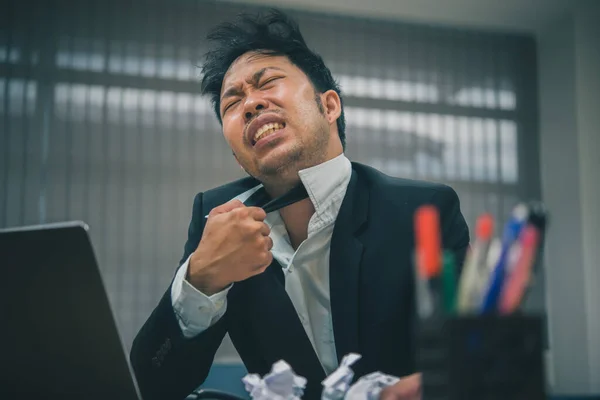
xmin=219 ymin=53 xmax=336 ymax=182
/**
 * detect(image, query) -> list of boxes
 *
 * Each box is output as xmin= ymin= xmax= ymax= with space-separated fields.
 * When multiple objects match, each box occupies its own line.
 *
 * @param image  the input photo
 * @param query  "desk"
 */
xmin=192 ymin=364 xmax=600 ymax=400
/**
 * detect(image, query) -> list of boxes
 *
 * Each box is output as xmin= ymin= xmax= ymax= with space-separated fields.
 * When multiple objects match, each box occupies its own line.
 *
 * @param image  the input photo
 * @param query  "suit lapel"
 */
xmin=242 ymin=259 xmax=326 ymax=385
xmin=232 ymin=165 xmax=369 ymax=388
xmin=329 ymin=168 xmax=369 ymax=364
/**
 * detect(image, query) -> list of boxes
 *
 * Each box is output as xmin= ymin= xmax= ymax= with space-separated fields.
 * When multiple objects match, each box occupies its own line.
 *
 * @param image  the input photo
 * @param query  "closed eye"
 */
xmin=260 ymin=76 xmax=283 ymax=88
xmin=223 ymin=100 xmax=240 ymax=114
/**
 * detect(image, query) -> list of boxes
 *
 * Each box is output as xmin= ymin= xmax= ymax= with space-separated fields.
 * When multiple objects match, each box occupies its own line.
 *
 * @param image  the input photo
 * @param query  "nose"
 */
xmin=243 ymin=93 xmax=269 ymax=122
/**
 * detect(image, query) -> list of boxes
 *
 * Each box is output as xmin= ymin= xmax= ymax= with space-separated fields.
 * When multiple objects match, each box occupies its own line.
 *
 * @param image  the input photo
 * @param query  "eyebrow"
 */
xmin=221 ymin=66 xmax=285 ymax=101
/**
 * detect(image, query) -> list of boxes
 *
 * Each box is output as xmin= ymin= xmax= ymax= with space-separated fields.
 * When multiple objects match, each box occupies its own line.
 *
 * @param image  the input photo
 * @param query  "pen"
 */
xmin=524 ymin=201 xmax=549 ymax=275
xmin=485 ymin=237 xmax=502 ymax=273
xmin=498 ymin=225 xmax=540 ymax=314
xmin=498 ymin=201 xmax=549 ymax=313
xmin=480 ymin=204 xmax=529 ymax=313
xmin=457 ymin=213 xmax=494 ymax=313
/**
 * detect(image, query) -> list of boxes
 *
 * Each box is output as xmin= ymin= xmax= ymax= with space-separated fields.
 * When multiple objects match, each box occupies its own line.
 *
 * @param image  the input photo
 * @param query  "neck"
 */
xmin=261 ymin=146 xmax=344 ymax=248
xmin=262 ymin=178 xmax=299 ymax=198
xmin=262 ymin=174 xmax=312 ymax=249
xmin=279 ymin=198 xmax=314 ymax=250
xmin=262 ymin=158 xmax=342 ymax=198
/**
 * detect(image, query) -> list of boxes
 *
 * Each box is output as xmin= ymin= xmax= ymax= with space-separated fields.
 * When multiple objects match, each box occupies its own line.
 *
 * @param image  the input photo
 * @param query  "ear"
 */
xmin=321 ymin=90 xmax=342 ymax=125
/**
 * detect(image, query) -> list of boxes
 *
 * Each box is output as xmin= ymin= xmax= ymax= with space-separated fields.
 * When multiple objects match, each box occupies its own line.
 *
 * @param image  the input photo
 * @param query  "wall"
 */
xmin=538 ymin=0 xmax=600 ymax=394
xmin=574 ymin=1 xmax=600 ymax=391
xmin=0 ymin=0 xmax=540 ymax=361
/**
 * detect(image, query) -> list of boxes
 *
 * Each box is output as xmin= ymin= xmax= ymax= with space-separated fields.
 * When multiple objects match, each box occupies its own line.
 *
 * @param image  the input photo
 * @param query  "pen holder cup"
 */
xmin=416 ymin=314 xmax=546 ymax=400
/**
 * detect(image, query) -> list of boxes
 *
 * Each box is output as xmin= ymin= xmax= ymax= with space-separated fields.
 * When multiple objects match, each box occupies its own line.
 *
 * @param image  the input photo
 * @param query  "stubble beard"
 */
xmin=258 ymin=127 xmax=330 ymax=195
xmin=247 ymin=95 xmax=331 ymax=194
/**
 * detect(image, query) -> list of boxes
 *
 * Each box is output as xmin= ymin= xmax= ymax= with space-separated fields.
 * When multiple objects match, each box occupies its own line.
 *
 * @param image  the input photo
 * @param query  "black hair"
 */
xmin=200 ymin=9 xmax=346 ymax=149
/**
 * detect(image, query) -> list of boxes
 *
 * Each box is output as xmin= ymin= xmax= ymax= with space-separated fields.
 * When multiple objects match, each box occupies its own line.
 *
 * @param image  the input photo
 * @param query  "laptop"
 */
xmin=0 ymin=221 xmax=142 ymax=399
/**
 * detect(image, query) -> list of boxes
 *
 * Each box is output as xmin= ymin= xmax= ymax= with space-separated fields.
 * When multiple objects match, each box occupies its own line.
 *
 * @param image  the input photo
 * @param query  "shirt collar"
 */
xmin=298 ymin=153 xmax=352 ymax=220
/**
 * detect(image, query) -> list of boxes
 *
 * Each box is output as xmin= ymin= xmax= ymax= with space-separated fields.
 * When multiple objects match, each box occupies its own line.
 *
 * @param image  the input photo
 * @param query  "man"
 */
xmin=130 ymin=9 xmax=469 ymax=400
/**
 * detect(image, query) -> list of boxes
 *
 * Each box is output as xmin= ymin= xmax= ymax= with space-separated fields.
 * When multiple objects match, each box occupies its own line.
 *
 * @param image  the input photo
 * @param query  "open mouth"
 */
xmin=252 ymin=122 xmax=286 ymax=146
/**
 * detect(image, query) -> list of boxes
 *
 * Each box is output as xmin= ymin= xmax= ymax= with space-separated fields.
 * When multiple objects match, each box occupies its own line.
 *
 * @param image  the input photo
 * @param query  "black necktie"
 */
xmin=244 ymin=183 xmax=309 ymax=213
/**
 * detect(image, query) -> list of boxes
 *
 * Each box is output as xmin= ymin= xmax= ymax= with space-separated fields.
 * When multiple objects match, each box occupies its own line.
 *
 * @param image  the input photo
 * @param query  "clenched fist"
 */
xmin=187 ymin=199 xmax=274 ymax=296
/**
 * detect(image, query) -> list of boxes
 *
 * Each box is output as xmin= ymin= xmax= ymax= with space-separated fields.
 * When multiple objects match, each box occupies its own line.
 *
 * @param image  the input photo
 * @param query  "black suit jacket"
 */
xmin=130 ymin=162 xmax=470 ymax=400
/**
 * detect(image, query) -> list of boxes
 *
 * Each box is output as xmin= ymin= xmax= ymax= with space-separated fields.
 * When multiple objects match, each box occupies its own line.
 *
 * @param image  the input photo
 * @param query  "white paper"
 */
xmin=321 ymin=353 xmax=362 ymax=400
xmin=345 ymin=372 xmax=400 ymax=400
xmin=243 ymin=360 xmax=307 ymax=400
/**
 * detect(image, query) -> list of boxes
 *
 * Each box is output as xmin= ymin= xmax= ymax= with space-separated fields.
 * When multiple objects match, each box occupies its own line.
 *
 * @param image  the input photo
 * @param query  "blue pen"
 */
xmin=480 ymin=204 xmax=529 ymax=313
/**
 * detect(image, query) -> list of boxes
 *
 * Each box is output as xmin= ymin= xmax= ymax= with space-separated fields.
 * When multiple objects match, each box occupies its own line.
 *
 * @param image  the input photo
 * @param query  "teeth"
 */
xmin=254 ymin=122 xmax=284 ymax=143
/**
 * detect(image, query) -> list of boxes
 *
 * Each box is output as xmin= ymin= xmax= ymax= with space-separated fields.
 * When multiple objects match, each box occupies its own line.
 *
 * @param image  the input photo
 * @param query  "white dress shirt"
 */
xmin=171 ymin=154 xmax=352 ymax=375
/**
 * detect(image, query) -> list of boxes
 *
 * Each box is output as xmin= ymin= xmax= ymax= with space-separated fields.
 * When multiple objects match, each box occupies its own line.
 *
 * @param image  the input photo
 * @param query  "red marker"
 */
xmin=414 ymin=205 xmax=442 ymax=318
xmin=414 ymin=205 xmax=442 ymax=279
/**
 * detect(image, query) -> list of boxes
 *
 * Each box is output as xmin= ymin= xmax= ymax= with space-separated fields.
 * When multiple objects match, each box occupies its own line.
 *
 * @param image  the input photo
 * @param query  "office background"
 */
xmin=0 ymin=0 xmax=598 ymax=396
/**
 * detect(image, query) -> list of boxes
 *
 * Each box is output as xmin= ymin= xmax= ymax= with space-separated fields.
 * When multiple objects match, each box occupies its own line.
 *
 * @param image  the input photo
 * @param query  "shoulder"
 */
xmin=351 ymin=162 xmax=459 ymax=206
xmin=351 ymin=162 xmax=467 ymax=241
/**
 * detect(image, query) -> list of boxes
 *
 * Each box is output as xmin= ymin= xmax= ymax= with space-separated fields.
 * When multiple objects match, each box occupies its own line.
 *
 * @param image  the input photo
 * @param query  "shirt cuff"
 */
xmin=171 ymin=254 xmax=231 ymax=338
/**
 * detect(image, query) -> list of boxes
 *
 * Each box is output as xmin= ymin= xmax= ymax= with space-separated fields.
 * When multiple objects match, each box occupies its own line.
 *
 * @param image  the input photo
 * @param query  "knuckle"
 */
xmin=262 ymin=223 xmax=271 ymax=235
xmin=253 ymin=235 xmax=264 ymax=247
xmin=256 ymin=223 xmax=266 ymax=234
xmin=231 ymin=207 xmax=247 ymax=219
xmin=250 ymin=207 xmax=266 ymax=219
xmin=242 ymin=220 xmax=257 ymax=234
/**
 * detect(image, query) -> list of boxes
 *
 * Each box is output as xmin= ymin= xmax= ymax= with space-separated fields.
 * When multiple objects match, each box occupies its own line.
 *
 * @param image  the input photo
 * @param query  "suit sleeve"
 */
xmin=129 ymin=192 xmax=228 ymax=400
xmin=432 ymin=186 xmax=471 ymax=273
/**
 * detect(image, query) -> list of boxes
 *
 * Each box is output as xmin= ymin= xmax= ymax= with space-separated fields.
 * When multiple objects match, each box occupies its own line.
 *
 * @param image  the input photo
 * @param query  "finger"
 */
xmin=245 ymin=221 xmax=270 ymax=237
xmin=246 ymin=206 xmax=267 ymax=221
xmin=264 ymin=235 xmax=273 ymax=251
xmin=259 ymin=222 xmax=271 ymax=237
xmin=208 ymin=199 xmax=245 ymax=217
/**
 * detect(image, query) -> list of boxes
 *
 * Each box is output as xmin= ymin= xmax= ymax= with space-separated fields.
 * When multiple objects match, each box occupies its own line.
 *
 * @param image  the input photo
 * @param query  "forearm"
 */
xmin=130 ymin=288 xmax=227 ymax=400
